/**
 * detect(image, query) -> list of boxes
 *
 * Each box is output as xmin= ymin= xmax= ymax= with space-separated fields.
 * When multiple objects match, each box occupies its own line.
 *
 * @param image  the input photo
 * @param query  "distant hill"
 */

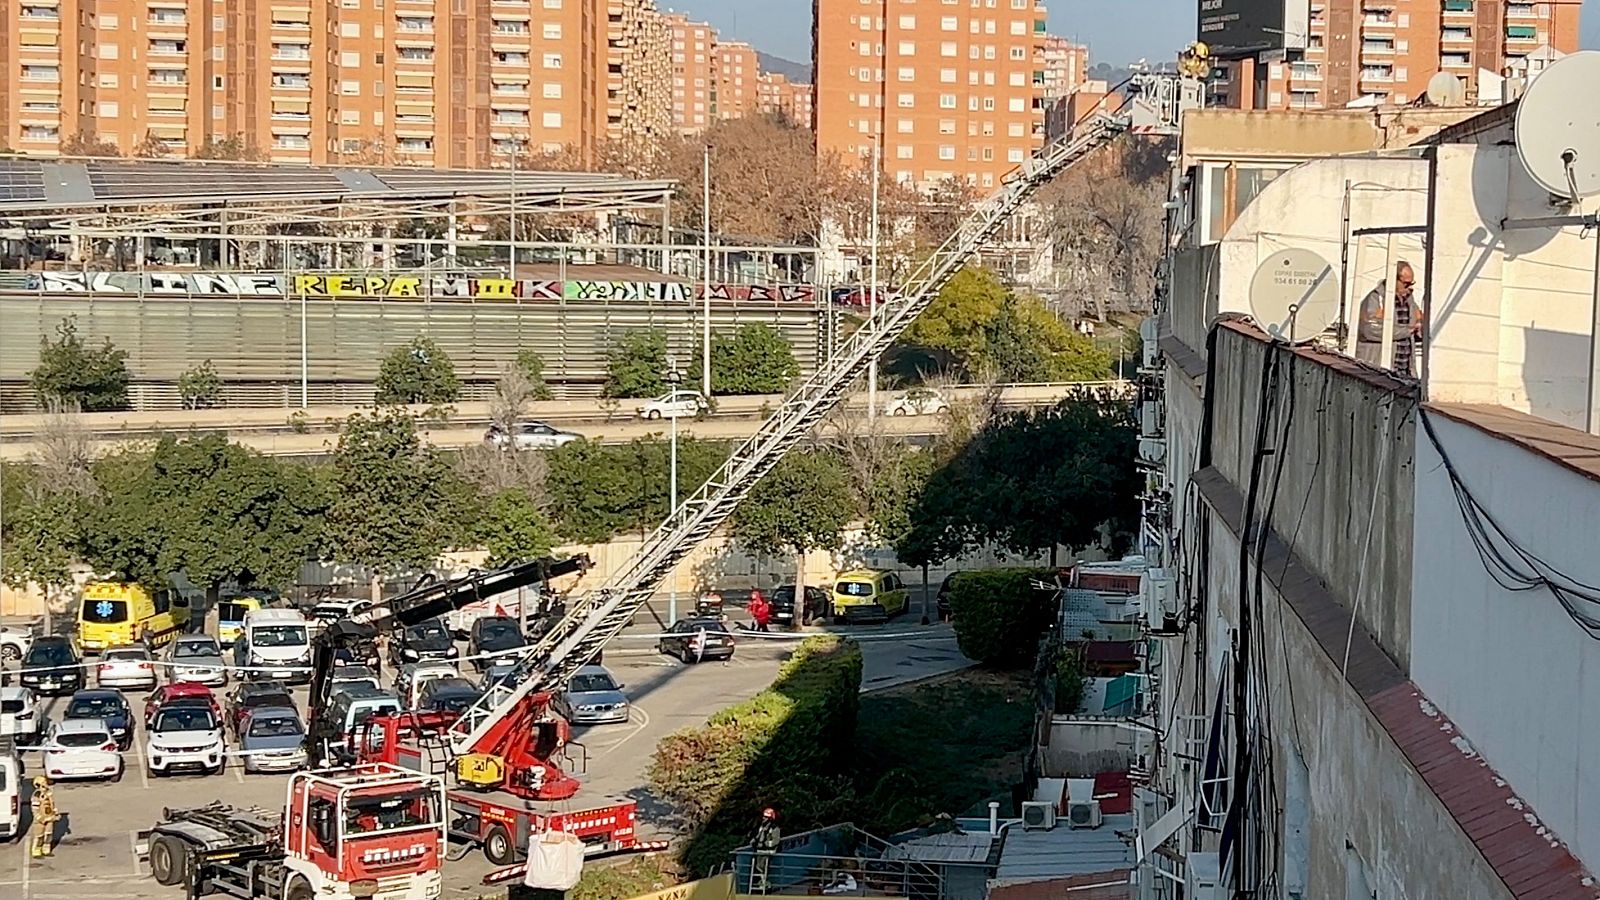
xmin=758 ymin=51 xmax=812 ymax=84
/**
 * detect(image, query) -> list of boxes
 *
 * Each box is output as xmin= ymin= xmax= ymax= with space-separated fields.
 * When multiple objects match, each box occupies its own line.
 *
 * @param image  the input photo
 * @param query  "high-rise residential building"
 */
xmin=1040 ymin=35 xmax=1089 ymax=101
xmin=757 ymin=73 xmax=815 ymax=127
xmin=712 ymin=41 xmax=759 ymax=121
xmin=0 ymin=0 xmax=673 ymax=167
xmin=812 ymin=0 xmax=1050 ymax=191
xmin=665 ymin=12 xmax=716 ymax=135
xmin=1207 ymin=0 xmax=1581 ymax=110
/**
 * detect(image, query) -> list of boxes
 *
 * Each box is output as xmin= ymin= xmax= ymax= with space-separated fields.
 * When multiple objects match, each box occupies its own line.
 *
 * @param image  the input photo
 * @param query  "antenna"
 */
xmin=1246 ymin=248 xmax=1340 ymax=345
xmin=1513 ymin=51 xmax=1600 ymax=203
xmin=1424 ymin=72 xmax=1465 ymax=107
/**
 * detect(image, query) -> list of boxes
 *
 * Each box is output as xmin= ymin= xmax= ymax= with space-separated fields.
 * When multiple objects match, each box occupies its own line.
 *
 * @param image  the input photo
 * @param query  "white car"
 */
xmin=146 ymin=704 xmax=225 ymax=777
xmin=0 ymin=687 xmax=43 ymax=743
xmin=0 ymin=749 xmax=20 ymax=840
xmin=165 ymin=634 xmax=229 ymax=687
xmin=636 ymin=390 xmax=707 ymax=420
xmin=96 ymin=644 xmax=159 ymax=690
xmin=883 ymin=388 xmax=951 ymax=417
xmin=41 ymin=718 xmax=123 ymax=783
xmin=0 ymin=624 xmax=33 ymax=662
xmin=393 ymin=661 xmax=460 ymax=710
xmin=485 ymin=420 xmax=581 ymax=450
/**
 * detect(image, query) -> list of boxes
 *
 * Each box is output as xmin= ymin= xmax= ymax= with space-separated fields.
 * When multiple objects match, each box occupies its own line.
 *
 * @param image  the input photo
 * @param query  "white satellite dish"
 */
xmin=1424 ymin=72 xmax=1465 ymax=107
xmin=1513 ymin=50 xmax=1600 ymax=200
xmin=1246 ymin=248 xmax=1340 ymax=344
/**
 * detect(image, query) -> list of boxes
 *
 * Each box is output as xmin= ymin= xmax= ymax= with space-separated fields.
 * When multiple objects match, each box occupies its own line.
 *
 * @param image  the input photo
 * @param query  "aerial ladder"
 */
xmin=446 ymin=73 xmax=1201 ymax=755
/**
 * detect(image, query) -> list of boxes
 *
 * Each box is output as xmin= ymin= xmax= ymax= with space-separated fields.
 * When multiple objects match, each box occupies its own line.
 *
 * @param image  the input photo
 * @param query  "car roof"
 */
xmin=164 ymin=681 xmax=214 ymax=694
xmin=836 ymin=569 xmax=889 ymax=579
xmin=31 ymin=635 xmax=73 ymax=646
xmin=240 ymin=681 xmax=292 ymax=694
xmin=55 ymin=717 xmax=111 ymax=734
xmin=174 ymin=634 xmax=218 ymax=644
xmin=246 ymin=608 xmax=307 ymax=624
xmin=681 ymin=617 xmax=725 ymax=627
xmin=0 ymin=686 xmax=33 ymax=701
xmin=69 ymin=689 xmax=123 ymax=702
xmin=244 ymin=705 xmax=301 ymax=720
xmin=425 ymin=678 xmax=478 ymax=693
xmin=575 ymin=664 xmax=613 ymax=676
xmin=336 ymin=684 xmax=394 ymax=700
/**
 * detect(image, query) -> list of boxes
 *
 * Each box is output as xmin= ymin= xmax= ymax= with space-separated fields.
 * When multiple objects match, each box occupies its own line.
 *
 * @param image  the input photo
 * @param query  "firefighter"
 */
xmin=30 ymin=776 xmax=59 ymax=859
xmin=751 ymin=807 xmax=780 ymax=892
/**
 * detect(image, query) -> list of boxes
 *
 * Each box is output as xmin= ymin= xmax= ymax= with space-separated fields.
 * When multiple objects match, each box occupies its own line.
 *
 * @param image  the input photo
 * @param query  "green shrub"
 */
xmin=648 ymin=635 xmax=863 ymax=874
xmin=374 ymin=336 xmax=460 ymax=405
xmin=948 ymin=568 xmax=1057 ymax=668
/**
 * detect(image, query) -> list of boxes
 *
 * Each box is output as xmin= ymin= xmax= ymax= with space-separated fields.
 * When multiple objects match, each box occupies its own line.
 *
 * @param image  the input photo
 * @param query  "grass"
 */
xmin=503 ymin=854 xmax=683 ymax=900
xmin=850 ymin=668 xmax=1035 ymax=836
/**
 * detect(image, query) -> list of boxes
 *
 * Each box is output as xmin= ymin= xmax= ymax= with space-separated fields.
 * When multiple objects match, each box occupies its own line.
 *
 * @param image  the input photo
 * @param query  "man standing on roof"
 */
xmin=752 ymin=807 xmax=781 ymax=891
xmin=1356 ymin=261 xmax=1422 ymax=376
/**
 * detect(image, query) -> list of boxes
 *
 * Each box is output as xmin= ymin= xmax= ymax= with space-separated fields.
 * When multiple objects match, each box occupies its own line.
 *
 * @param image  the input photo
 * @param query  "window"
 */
xmin=340 ymin=80 xmax=360 ymax=95
xmin=1009 ymin=46 xmax=1026 ymax=60
xmin=941 ymin=41 xmax=958 ymax=57
xmin=98 ymin=44 xmax=119 ymax=59
xmin=1007 ymin=122 xmax=1024 ymax=136
xmin=898 ymin=92 xmax=915 ymax=107
xmin=896 ymin=145 xmax=913 ymax=159
xmin=897 ymin=118 xmax=914 ymax=133
xmin=97 ymin=101 xmax=120 ymax=117
xmin=938 ymin=145 xmax=955 ymax=160
xmin=341 ymin=51 xmax=360 ymax=67
xmin=898 ymin=14 xmax=915 ymax=28
xmin=1008 ymin=71 xmax=1024 ymax=86
xmin=939 ymin=93 xmax=956 ymax=108
xmin=542 ymin=111 xmax=562 ymax=128
xmin=938 ymin=118 xmax=955 ymax=134
xmin=1007 ymin=147 xmax=1024 ymax=162
xmin=1008 ymin=97 xmax=1024 ymax=111
xmin=542 ymin=82 xmax=562 ymax=98
xmin=941 ymin=68 xmax=956 ymax=82
xmin=494 ymin=19 xmax=529 ymax=34
xmin=341 ymin=109 xmax=360 ymax=124
xmin=1010 ymin=19 xmax=1026 ymax=34
xmin=99 ymin=74 xmax=119 ymax=87
xmin=941 ymin=15 xmax=957 ymax=30
xmin=898 ymin=40 xmax=915 ymax=55
xmin=543 ymin=52 xmax=562 ymax=68
xmin=898 ymin=66 xmax=915 ymax=81
xmin=340 ymin=22 xmax=360 ymax=37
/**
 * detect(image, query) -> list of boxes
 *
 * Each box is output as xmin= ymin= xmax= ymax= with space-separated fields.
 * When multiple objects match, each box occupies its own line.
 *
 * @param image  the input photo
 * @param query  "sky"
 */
xmin=664 ymin=0 xmax=1598 ymax=68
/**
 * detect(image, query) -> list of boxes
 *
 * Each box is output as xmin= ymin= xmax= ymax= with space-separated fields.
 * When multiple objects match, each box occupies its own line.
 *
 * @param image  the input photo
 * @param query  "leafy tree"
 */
xmin=984 ymin=295 xmax=1113 ymax=382
xmin=475 ymin=489 xmax=556 ymax=567
xmin=546 ymin=437 xmax=728 ymax=543
xmin=132 ymin=132 xmax=170 ymax=158
xmin=375 ymin=336 xmax=461 ymax=405
xmin=193 ymin=134 xmax=266 ymax=161
xmin=178 ymin=359 xmax=223 ymax=410
xmin=947 ymin=569 xmax=1057 ymax=668
xmin=0 ymin=488 xmax=85 ymax=600
xmin=901 ymin=267 xmax=1006 ymax=376
xmin=514 ymin=349 xmax=556 ymax=401
xmin=30 ymin=316 xmax=131 ymax=412
xmin=602 ymin=329 xmax=668 ymax=399
xmin=729 ymin=449 xmax=856 ymax=588
xmin=61 ymin=131 xmax=121 ymax=157
xmin=691 ymin=324 xmax=799 ymax=395
xmin=866 ymin=447 xmax=934 ymax=549
xmin=326 ymin=410 xmax=471 ymax=573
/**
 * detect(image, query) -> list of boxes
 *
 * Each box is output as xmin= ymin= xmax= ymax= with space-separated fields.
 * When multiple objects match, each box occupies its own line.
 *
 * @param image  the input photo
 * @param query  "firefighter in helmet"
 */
xmin=30 ymin=776 xmax=60 ymax=858
xmin=751 ymin=807 xmax=781 ymax=891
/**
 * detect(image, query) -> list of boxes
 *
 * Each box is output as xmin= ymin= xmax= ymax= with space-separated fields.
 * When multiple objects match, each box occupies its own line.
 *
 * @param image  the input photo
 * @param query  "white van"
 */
xmin=232 ymin=609 xmax=312 ymax=683
xmin=0 ymin=748 xmax=20 ymax=841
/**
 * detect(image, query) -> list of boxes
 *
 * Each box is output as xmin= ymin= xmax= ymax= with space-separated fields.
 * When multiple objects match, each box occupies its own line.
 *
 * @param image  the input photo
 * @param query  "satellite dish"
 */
xmin=1514 ymin=50 xmax=1600 ymax=200
xmin=1425 ymin=72 xmax=1465 ymax=107
xmin=1247 ymin=248 xmax=1340 ymax=344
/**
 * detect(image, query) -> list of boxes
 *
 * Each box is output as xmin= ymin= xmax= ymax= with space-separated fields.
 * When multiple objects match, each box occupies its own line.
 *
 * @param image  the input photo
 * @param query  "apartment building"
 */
xmin=0 ymin=0 xmax=672 ymax=167
xmin=665 ymin=12 xmax=715 ymax=135
xmin=1208 ymin=0 xmax=1581 ymax=110
xmin=712 ymin=40 xmax=758 ymax=121
xmin=1040 ymin=34 xmax=1088 ymax=100
xmin=757 ymin=72 xmax=815 ymax=127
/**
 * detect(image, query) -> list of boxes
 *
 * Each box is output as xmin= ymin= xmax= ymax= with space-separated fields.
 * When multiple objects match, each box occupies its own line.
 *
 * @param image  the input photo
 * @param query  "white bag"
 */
xmin=523 ymin=829 xmax=586 ymax=891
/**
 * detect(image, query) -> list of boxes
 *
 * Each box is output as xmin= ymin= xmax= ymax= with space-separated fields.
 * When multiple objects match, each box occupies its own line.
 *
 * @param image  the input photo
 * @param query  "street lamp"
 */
xmin=666 ymin=358 xmax=682 ymax=624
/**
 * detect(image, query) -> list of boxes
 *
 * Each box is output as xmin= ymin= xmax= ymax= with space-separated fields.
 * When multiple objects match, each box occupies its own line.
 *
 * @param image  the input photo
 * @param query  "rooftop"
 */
xmin=992 ymin=814 xmax=1135 ymax=886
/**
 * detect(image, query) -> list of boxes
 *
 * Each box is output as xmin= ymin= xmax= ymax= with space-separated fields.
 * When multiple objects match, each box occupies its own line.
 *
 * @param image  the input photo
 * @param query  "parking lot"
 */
xmin=2 ymin=620 xmax=972 ymax=900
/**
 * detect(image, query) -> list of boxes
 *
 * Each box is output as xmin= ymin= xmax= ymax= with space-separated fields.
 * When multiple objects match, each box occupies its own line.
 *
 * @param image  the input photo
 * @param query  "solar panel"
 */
xmin=0 ymin=159 xmax=47 ymax=202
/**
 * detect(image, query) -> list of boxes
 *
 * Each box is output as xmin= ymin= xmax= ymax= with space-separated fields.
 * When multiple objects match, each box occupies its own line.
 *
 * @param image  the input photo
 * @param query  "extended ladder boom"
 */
xmin=448 ymin=76 xmax=1194 ymax=753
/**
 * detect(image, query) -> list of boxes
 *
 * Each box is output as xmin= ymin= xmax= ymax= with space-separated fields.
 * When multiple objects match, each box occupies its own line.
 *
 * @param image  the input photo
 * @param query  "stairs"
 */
xmin=448 ymin=77 xmax=1193 ymax=754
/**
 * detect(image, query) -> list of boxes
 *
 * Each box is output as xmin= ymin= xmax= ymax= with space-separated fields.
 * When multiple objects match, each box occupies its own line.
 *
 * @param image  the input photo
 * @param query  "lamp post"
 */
xmin=869 ymin=134 xmax=881 ymax=422
xmin=701 ymin=145 xmax=713 ymax=398
xmin=509 ymin=138 xmax=521 ymax=282
xmin=667 ymin=359 xmax=682 ymax=625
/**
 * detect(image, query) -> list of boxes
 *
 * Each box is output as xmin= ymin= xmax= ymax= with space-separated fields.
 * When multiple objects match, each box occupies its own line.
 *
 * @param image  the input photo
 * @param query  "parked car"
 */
xmin=390 ymin=619 xmax=458 ymax=667
xmin=95 ymin=644 xmax=159 ymax=690
xmin=936 ymin=572 xmax=964 ymax=622
xmin=232 ymin=608 xmax=312 ymax=683
xmin=19 ymin=636 xmax=83 ymax=697
xmin=770 ymin=585 xmax=830 ymax=629
xmin=882 ymin=387 xmax=951 ymax=417
xmin=0 ymin=747 xmax=20 ymax=840
xmin=225 ymin=681 xmax=297 ymax=737
xmin=61 ymin=689 xmax=134 ymax=750
xmin=145 ymin=703 xmax=225 ymax=777
xmin=330 ymin=665 xmax=382 ymax=697
xmin=484 ymin=420 xmax=581 ymax=451
xmin=0 ymin=687 xmax=43 ymax=743
xmin=556 ymin=665 xmax=630 ymax=725
xmin=416 ymin=677 xmax=483 ymax=716
xmin=657 ymin=617 xmax=736 ymax=663
xmin=477 ymin=658 xmax=518 ymax=691
xmin=144 ymin=682 xmax=220 ymax=729
xmin=306 ymin=598 xmax=375 ymax=641
xmin=636 ymin=390 xmax=707 ymax=420
xmin=468 ymin=616 xmax=526 ymax=669
xmin=41 ymin=718 xmax=123 ymax=783
xmin=237 ymin=706 xmax=307 ymax=774
xmin=393 ymin=661 xmax=460 ymax=709
xmin=0 ymin=624 xmax=34 ymax=662
xmin=165 ymin=634 xmax=228 ymax=687
xmin=831 ymin=569 xmax=912 ymax=622
xmin=325 ymin=685 xmax=403 ymax=756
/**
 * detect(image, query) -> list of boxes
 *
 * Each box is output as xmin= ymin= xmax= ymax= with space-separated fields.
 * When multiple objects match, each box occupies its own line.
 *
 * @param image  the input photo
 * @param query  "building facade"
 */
xmin=812 ymin=0 xmax=1049 ymax=191
xmin=665 ymin=12 xmax=715 ymax=136
xmin=1040 ymin=34 xmax=1088 ymax=101
xmin=756 ymin=73 xmax=815 ymax=127
xmin=0 ymin=0 xmax=673 ymax=166
xmin=1207 ymin=0 xmax=1581 ymax=110
xmin=711 ymin=40 xmax=758 ymax=121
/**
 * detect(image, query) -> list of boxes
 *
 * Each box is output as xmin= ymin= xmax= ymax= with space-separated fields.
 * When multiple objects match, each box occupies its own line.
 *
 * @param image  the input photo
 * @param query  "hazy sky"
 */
xmin=665 ymin=0 xmax=1598 ymax=67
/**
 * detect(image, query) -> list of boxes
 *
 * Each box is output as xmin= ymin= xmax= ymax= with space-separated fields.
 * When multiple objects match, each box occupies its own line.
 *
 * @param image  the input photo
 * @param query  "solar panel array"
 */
xmin=0 ymin=159 xmax=47 ymax=203
xmin=84 ymin=160 xmax=349 ymax=200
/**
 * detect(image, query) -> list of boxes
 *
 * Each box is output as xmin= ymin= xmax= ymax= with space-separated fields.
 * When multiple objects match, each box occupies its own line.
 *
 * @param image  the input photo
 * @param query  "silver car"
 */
xmin=96 ymin=644 xmax=159 ymax=690
xmin=484 ymin=420 xmax=581 ymax=451
xmin=556 ymin=665 xmax=630 ymax=725
xmin=166 ymin=635 xmax=228 ymax=687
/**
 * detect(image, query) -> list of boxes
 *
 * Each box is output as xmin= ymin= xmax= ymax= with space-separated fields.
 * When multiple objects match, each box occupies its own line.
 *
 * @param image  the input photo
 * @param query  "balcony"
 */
xmin=147 ymin=13 xmax=186 ymax=29
xmin=1443 ymin=0 xmax=1473 ymax=12
xmin=1506 ymin=25 xmax=1538 ymax=42
xmin=19 ymin=6 xmax=59 ymax=18
xmin=271 ymin=75 xmax=311 ymax=90
xmin=1361 ymin=40 xmax=1395 ymax=55
xmin=1441 ymin=27 xmax=1472 ymax=44
xmin=148 ymin=40 xmax=186 ymax=56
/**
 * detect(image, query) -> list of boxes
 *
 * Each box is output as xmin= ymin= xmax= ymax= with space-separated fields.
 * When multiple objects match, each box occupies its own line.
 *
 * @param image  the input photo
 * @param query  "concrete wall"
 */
xmin=1425 ymin=144 xmax=1600 ymax=429
xmin=1411 ymin=411 xmax=1600 ymax=868
xmin=1206 ymin=329 xmax=1417 ymax=668
xmin=1169 ymin=245 xmax=1220 ymax=354
xmin=1040 ymin=717 xmax=1140 ymax=777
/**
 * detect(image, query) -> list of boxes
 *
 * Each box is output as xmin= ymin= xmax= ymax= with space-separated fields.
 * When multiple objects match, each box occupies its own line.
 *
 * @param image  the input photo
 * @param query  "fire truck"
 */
xmin=138 ymin=764 xmax=447 ymax=900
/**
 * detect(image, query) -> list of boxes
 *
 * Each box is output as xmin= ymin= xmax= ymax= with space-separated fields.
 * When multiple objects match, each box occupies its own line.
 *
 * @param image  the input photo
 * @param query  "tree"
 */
xmin=193 ymin=134 xmax=266 ymax=161
xmin=178 ymin=359 xmax=223 ymax=410
xmin=132 ymin=132 xmax=170 ymax=158
xmin=602 ymin=329 xmax=668 ymax=399
xmin=514 ymin=349 xmax=556 ymax=401
xmin=693 ymin=324 xmax=799 ymax=395
xmin=475 ymin=489 xmax=556 ymax=567
xmin=0 ymin=476 xmax=86 ymax=606
xmin=375 ymin=336 xmax=461 ymax=405
xmin=546 ymin=437 xmax=727 ymax=544
xmin=901 ymin=267 xmax=1006 ymax=376
xmin=983 ymin=295 xmax=1113 ymax=382
xmin=326 ymin=410 xmax=471 ymax=573
xmin=729 ymin=449 xmax=856 ymax=589
xmin=61 ymin=131 xmax=121 ymax=157
xmin=947 ymin=569 xmax=1058 ymax=668
xmin=30 ymin=316 xmax=131 ymax=412
xmin=652 ymin=116 xmax=827 ymax=245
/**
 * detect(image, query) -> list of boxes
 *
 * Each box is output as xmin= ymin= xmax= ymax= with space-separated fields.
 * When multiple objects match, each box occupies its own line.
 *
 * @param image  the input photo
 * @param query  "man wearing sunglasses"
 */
xmin=1356 ymin=261 xmax=1423 ymax=376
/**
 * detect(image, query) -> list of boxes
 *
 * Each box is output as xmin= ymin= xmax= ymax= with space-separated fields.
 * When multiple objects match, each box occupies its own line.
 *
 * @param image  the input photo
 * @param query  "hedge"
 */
xmin=948 ymin=568 xmax=1058 ymax=668
xmin=648 ymin=635 xmax=863 ymax=874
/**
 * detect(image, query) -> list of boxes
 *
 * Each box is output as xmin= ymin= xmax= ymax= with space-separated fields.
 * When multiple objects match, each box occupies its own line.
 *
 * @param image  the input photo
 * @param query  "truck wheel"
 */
xmin=286 ymin=879 xmax=315 ymax=900
xmin=0 ymin=645 xmax=18 ymax=661
xmin=150 ymin=835 xmax=188 ymax=886
xmin=484 ymin=824 xmax=518 ymax=866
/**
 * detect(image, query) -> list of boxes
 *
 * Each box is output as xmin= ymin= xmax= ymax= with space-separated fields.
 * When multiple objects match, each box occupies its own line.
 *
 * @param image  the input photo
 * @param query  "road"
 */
xmin=0 ymin=621 xmax=972 ymax=900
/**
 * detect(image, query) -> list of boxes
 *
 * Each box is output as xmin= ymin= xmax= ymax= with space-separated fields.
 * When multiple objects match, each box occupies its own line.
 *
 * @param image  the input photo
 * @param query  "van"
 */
xmin=216 ymin=594 xmax=270 ymax=646
xmin=0 ymin=747 xmax=19 ymax=841
xmin=77 ymin=581 xmax=191 ymax=654
xmin=830 ymin=569 xmax=911 ymax=622
xmin=232 ymin=609 xmax=312 ymax=683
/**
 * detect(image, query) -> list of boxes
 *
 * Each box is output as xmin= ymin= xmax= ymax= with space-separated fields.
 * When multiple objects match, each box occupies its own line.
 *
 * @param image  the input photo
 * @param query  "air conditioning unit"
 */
xmin=1187 ymin=851 xmax=1222 ymax=900
xmin=1066 ymin=799 xmax=1103 ymax=829
xmin=1020 ymin=801 xmax=1057 ymax=831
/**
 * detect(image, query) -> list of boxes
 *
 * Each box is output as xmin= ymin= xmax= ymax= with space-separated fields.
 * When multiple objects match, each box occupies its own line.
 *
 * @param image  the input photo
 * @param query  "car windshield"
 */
xmin=173 ymin=641 xmax=220 ymax=659
xmin=25 ymin=642 xmax=74 ymax=665
xmin=569 ymin=673 xmax=617 ymax=693
xmin=682 ymin=620 xmax=729 ymax=634
xmin=154 ymin=708 xmax=217 ymax=733
xmin=836 ymin=581 xmax=876 ymax=597
xmin=482 ymin=625 xmax=523 ymax=644
xmin=104 ymin=647 xmax=151 ymax=662
xmin=67 ymin=696 xmax=123 ymax=718
xmin=430 ymin=691 xmax=478 ymax=712
xmin=80 ymin=598 xmax=128 ymax=624
xmin=1 ymin=699 xmax=26 ymax=714
xmin=248 ymin=715 xmax=303 ymax=738
xmin=350 ymin=702 xmax=400 ymax=726
xmin=252 ymin=625 xmax=307 ymax=647
xmin=334 ymin=666 xmax=377 ymax=682
xmin=408 ymin=623 xmax=448 ymax=642
xmin=56 ymin=730 xmax=110 ymax=748
xmin=217 ymin=602 xmax=252 ymax=621
xmin=773 ymin=587 xmax=795 ymax=603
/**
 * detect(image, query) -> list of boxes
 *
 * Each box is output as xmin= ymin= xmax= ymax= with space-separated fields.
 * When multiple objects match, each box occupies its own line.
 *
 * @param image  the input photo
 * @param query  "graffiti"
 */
xmin=21 ymin=271 xmax=818 ymax=304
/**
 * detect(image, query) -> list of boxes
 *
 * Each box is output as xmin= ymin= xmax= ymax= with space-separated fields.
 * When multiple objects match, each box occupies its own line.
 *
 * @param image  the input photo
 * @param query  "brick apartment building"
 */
xmin=757 ymin=72 xmax=815 ymax=127
xmin=1 ymin=0 xmax=673 ymax=166
xmin=665 ymin=11 xmax=715 ymax=135
xmin=712 ymin=40 xmax=758 ymax=121
xmin=1040 ymin=33 xmax=1088 ymax=100
xmin=813 ymin=0 xmax=1050 ymax=191
xmin=1209 ymin=0 xmax=1580 ymax=109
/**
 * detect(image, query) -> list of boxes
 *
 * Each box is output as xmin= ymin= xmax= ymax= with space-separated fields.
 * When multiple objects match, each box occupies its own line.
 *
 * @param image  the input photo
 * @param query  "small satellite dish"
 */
xmin=1246 ymin=248 xmax=1340 ymax=344
xmin=1514 ymin=50 xmax=1600 ymax=200
xmin=1424 ymin=72 xmax=1465 ymax=107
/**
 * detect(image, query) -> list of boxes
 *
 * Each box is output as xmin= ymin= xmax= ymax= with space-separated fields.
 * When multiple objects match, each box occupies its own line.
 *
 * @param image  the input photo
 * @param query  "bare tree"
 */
xmin=61 ymin=131 xmax=122 ymax=157
xmin=652 ymin=115 xmax=827 ymax=245
xmin=132 ymin=132 xmax=171 ymax=159
xmin=30 ymin=401 xmax=98 ymax=498
xmin=458 ymin=364 xmax=551 ymax=501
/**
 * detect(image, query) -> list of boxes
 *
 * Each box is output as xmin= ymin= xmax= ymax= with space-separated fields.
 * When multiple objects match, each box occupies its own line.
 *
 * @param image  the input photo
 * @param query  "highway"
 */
xmin=0 ymin=381 xmax=1132 ymax=460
